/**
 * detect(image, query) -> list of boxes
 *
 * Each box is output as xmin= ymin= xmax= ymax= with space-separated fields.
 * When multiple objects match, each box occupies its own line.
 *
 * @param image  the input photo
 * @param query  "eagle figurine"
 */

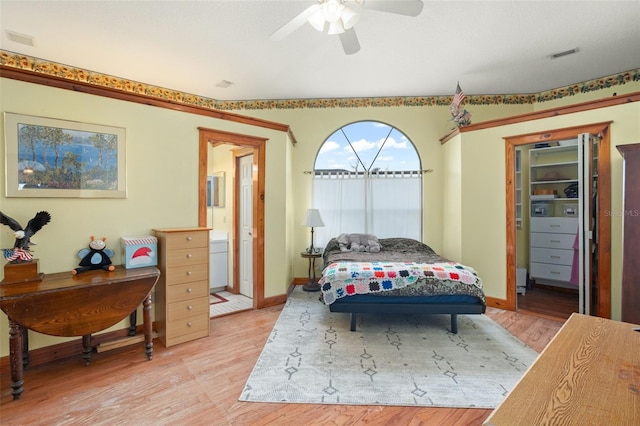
xmin=0 ymin=210 xmax=51 ymax=262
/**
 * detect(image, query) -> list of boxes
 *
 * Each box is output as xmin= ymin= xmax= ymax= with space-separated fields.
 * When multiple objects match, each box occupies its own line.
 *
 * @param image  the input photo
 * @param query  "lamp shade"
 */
xmin=302 ymin=209 xmax=325 ymax=227
xmin=307 ymin=8 xmax=326 ymax=32
xmin=327 ymin=19 xmax=345 ymax=35
xmin=341 ymin=6 xmax=360 ymax=29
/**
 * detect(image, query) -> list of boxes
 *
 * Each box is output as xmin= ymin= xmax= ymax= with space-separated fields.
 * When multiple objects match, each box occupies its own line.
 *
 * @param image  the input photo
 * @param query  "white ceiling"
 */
xmin=1 ymin=1 xmax=639 ymax=102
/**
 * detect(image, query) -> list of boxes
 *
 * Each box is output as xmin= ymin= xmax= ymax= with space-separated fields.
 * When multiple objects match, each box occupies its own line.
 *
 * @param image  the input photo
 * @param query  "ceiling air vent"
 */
xmin=215 ymin=80 xmax=233 ymax=88
xmin=549 ymin=48 xmax=579 ymax=60
xmin=5 ymin=30 xmax=35 ymax=46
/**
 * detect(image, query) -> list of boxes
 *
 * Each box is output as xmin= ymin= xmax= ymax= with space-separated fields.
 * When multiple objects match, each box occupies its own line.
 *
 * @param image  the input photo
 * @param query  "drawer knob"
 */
xmin=186 ymin=254 xmax=192 ymax=258
xmin=187 ymin=305 xmax=193 ymax=310
xmin=187 ymin=322 xmax=193 ymax=327
xmin=551 ymin=271 xmax=560 ymax=275
xmin=187 ymin=288 xmax=192 ymax=293
xmin=186 ymin=237 xmax=192 ymax=241
xmin=550 ymin=240 xmax=561 ymax=243
xmin=186 ymin=271 xmax=192 ymax=276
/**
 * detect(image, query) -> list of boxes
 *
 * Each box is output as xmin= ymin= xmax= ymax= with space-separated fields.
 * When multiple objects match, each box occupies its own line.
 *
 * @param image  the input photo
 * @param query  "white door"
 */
xmin=239 ymin=154 xmax=254 ymax=298
xmin=578 ymin=133 xmax=599 ymax=315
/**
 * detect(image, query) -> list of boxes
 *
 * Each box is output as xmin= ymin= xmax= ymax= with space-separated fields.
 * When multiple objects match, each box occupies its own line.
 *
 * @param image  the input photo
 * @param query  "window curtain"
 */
xmin=312 ymin=171 xmax=422 ymax=247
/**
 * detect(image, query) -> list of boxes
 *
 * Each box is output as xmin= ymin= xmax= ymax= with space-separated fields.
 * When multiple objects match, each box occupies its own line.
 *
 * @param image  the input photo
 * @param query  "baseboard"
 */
xmin=0 ymin=324 xmax=149 ymax=375
xmin=486 ymin=296 xmax=512 ymax=310
xmin=261 ymin=293 xmax=287 ymax=308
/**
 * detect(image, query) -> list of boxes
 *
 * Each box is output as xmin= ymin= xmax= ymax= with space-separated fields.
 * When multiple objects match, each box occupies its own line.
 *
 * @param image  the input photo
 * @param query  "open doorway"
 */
xmin=505 ymin=122 xmax=612 ymax=320
xmin=198 ymin=127 xmax=268 ymax=309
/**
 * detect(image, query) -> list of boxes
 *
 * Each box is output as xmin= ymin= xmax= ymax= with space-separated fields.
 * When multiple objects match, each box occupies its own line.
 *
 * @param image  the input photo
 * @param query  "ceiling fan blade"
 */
xmin=339 ymin=28 xmax=360 ymax=55
xmin=355 ymin=0 xmax=424 ymax=17
xmin=270 ymin=4 xmax=321 ymax=41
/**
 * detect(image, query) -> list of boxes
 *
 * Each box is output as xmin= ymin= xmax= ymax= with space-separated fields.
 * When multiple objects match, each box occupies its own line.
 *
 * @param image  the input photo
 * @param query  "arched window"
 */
xmin=312 ymin=121 xmax=423 ymax=247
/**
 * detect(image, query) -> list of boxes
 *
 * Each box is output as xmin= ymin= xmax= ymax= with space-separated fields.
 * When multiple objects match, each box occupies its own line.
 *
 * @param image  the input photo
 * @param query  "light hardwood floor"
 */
xmin=0 ymin=304 xmax=563 ymax=426
xmin=517 ymin=284 xmax=579 ymax=320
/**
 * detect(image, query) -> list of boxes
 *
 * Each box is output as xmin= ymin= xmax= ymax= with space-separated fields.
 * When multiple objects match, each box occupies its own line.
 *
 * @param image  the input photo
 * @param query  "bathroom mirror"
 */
xmin=207 ymin=172 xmax=225 ymax=207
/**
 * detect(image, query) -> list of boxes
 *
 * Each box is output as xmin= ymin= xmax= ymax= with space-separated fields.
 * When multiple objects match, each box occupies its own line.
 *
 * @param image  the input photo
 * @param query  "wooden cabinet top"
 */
xmin=617 ymin=142 xmax=640 ymax=158
xmin=484 ymin=313 xmax=640 ymax=425
xmin=152 ymin=227 xmax=210 ymax=234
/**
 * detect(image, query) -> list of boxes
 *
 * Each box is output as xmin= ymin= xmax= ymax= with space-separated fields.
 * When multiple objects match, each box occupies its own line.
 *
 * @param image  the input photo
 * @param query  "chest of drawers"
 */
xmin=153 ymin=228 xmax=210 ymax=347
xmin=529 ymin=217 xmax=578 ymax=286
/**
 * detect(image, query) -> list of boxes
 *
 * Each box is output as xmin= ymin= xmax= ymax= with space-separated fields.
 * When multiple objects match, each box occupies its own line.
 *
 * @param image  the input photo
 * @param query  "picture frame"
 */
xmin=3 ymin=112 xmax=126 ymax=198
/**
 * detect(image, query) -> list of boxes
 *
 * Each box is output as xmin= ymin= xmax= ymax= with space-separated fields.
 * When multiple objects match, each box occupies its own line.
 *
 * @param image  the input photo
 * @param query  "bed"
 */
xmin=319 ymin=237 xmax=486 ymax=333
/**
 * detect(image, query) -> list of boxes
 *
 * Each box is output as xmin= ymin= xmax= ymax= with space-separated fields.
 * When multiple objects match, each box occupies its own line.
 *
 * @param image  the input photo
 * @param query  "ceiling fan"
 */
xmin=270 ymin=0 xmax=424 ymax=55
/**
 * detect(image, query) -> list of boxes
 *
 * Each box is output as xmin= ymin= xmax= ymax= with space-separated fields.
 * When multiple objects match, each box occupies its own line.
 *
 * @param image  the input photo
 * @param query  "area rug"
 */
xmin=239 ymin=287 xmax=538 ymax=408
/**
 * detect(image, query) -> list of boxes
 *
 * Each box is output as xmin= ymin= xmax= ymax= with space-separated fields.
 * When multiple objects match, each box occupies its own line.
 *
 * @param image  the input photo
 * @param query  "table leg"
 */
xmin=8 ymin=320 xmax=24 ymax=400
xmin=303 ymin=256 xmax=320 ymax=292
xmin=82 ymin=334 xmax=92 ymax=365
xmin=22 ymin=327 xmax=30 ymax=368
xmin=143 ymin=292 xmax=153 ymax=360
xmin=128 ymin=310 xmax=137 ymax=336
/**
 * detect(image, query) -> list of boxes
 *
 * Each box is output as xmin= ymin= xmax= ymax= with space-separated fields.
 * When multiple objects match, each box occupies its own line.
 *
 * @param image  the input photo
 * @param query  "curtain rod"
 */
xmin=304 ymin=169 xmax=433 ymax=175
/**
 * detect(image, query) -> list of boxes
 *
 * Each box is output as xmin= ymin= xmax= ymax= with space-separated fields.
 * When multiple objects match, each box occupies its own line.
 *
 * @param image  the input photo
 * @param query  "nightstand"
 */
xmin=300 ymin=251 xmax=322 ymax=292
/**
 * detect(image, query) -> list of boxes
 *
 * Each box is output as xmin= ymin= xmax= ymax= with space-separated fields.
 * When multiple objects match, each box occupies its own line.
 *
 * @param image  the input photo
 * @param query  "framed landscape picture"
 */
xmin=4 ymin=113 xmax=126 ymax=198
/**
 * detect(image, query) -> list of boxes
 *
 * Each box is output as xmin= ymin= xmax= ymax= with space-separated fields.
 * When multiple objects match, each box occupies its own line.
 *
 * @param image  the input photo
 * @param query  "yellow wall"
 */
xmin=1 ymin=74 xmax=637 ymax=358
xmin=452 ymin=101 xmax=640 ymax=320
xmin=0 ymin=78 xmax=292 ymax=356
xmin=441 ymin=133 xmax=463 ymax=260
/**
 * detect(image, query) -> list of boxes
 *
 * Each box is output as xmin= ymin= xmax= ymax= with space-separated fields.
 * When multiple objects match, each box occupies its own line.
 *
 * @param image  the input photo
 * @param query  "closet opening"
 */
xmin=505 ymin=123 xmax=612 ymax=320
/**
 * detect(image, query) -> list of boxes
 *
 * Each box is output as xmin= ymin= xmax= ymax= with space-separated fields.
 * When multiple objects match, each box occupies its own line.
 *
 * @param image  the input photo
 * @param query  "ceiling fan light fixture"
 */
xmin=327 ymin=19 xmax=345 ymax=35
xmin=308 ymin=10 xmax=327 ymax=32
xmin=322 ymin=0 xmax=344 ymax=23
xmin=341 ymin=6 xmax=360 ymax=29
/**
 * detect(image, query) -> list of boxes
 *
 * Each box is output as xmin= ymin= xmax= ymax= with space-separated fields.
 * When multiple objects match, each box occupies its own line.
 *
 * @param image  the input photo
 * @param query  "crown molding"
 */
xmin=439 ymin=91 xmax=640 ymax=144
xmin=1 ymin=50 xmax=639 ymax=112
xmin=0 ymin=52 xmax=299 ymax=145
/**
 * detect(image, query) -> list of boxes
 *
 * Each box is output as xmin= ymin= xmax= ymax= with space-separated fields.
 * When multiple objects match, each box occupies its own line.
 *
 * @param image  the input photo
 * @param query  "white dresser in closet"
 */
xmin=529 ymin=217 xmax=578 ymax=287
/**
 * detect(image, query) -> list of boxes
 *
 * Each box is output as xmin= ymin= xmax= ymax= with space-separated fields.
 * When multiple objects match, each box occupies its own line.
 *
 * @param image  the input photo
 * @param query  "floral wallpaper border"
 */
xmin=1 ymin=50 xmax=639 ymax=111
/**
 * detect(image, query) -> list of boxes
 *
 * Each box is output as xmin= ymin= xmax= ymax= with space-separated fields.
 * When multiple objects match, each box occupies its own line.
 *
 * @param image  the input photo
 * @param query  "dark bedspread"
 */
xmin=320 ymin=237 xmax=486 ymax=305
xmin=323 ymin=237 xmax=446 ymax=265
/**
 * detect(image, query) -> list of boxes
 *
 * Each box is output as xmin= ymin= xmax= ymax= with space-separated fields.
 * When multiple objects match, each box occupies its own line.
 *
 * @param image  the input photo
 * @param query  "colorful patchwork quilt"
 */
xmin=319 ymin=237 xmax=486 ymax=306
xmin=320 ymin=261 xmax=483 ymax=305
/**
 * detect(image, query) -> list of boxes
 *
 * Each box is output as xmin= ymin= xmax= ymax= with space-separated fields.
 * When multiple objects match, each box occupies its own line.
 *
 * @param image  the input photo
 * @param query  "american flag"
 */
xmin=4 ymin=248 xmax=32 ymax=262
xmin=451 ymin=82 xmax=466 ymax=109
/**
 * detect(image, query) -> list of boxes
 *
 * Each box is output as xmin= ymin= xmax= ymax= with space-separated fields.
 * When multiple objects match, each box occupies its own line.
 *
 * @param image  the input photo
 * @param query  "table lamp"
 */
xmin=302 ymin=208 xmax=324 ymax=254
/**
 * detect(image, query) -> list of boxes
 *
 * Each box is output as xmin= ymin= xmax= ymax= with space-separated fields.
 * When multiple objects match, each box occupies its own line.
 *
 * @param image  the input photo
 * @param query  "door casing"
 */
xmin=504 ymin=122 xmax=612 ymax=317
xmin=198 ymin=127 xmax=267 ymax=308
